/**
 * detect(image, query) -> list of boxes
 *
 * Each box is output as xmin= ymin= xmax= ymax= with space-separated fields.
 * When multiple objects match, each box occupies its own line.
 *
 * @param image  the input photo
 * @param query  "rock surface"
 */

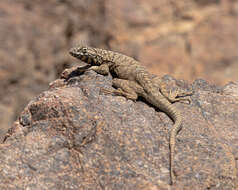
xmin=1 ymin=0 xmax=238 ymax=136
xmin=1 ymin=69 xmax=238 ymax=189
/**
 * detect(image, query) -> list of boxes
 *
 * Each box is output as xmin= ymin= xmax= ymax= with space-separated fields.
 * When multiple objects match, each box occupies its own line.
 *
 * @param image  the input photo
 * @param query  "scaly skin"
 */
xmin=69 ymin=46 xmax=192 ymax=185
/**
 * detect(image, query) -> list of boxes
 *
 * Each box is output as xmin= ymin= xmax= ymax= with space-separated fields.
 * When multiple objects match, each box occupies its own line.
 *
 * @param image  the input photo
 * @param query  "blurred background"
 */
xmin=0 ymin=0 xmax=238 ymax=138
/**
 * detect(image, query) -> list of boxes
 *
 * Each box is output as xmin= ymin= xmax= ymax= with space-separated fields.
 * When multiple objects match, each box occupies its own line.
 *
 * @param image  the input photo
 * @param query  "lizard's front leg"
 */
xmin=89 ymin=64 xmax=110 ymax=75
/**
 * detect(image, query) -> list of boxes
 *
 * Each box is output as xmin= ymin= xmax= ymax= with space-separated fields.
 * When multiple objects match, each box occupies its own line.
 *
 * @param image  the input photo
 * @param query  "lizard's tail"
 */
xmin=169 ymin=108 xmax=182 ymax=185
xmin=158 ymin=102 xmax=182 ymax=185
xmin=143 ymin=87 xmax=183 ymax=185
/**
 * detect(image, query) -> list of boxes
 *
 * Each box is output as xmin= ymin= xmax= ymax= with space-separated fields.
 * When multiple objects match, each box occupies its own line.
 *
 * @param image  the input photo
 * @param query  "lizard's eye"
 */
xmin=81 ymin=47 xmax=87 ymax=53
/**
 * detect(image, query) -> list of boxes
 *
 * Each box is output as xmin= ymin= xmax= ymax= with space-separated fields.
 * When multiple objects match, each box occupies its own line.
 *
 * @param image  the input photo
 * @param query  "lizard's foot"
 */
xmin=100 ymin=88 xmax=117 ymax=96
xmin=61 ymin=65 xmax=91 ymax=79
xmin=159 ymin=82 xmax=193 ymax=104
xmin=167 ymin=89 xmax=193 ymax=104
xmin=100 ymin=88 xmax=138 ymax=101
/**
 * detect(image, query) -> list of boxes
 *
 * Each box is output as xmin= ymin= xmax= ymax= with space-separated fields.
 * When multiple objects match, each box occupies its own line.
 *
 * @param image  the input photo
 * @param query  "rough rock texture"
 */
xmin=1 ymin=69 xmax=238 ymax=190
xmin=1 ymin=0 xmax=238 ymax=137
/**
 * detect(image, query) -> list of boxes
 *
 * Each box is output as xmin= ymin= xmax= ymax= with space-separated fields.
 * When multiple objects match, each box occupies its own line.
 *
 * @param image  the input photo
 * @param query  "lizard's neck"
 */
xmin=93 ymin=48 xmax=135 ymax=65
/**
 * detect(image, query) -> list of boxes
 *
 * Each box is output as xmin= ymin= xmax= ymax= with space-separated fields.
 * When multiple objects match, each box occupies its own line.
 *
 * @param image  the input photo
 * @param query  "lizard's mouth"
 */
xmin=69 ymin=49 xmax=97 ymax=65
xmin=69 ymin=47 xmax=103 ymax=66
xmin=69 ymin=48 xmax=81 ymax=59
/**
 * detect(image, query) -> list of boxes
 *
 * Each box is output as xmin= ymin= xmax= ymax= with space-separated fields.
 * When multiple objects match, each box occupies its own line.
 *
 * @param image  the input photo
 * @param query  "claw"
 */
xmin=99 ymin=88 xmax=114 ymax=95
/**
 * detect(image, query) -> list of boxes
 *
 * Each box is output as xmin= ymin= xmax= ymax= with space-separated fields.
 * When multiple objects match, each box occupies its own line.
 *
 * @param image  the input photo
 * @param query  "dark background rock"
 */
xmin=1 ymin=70 xmax=238 ymax=189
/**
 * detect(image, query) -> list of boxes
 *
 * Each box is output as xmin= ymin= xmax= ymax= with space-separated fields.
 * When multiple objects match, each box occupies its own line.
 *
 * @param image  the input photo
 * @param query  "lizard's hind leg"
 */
xmin=101 ymin=78 xmax=144 ymax=101
xmin=160 ymin=83 xmax=193 ymax=104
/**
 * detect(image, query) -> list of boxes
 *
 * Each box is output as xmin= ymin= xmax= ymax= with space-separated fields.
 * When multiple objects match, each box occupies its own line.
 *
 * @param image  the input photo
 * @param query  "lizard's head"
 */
xmin=69 ymin=46 xmax=103 ymax=65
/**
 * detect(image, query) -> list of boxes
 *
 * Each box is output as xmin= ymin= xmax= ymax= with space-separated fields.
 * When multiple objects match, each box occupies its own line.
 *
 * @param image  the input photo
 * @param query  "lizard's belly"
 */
xmin=113 ymin=65 xmax=138 ymax=81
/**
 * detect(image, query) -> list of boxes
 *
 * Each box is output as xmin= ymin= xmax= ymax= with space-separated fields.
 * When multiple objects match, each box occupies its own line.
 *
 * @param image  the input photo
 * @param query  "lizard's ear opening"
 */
xmin=93 ymin=55 xmax=103 ymax=65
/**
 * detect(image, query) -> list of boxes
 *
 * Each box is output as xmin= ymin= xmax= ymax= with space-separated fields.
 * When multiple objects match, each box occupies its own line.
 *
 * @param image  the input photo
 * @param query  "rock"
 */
xmin=1 ymin=69 xmax=237 ymax=189
xmin=1 ymin=0 xmax=238 ymax=143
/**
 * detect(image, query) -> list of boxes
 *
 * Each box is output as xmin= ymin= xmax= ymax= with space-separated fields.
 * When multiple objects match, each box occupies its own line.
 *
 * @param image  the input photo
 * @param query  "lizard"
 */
xmin=69 ymin=46 xmax=192 ymax=185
